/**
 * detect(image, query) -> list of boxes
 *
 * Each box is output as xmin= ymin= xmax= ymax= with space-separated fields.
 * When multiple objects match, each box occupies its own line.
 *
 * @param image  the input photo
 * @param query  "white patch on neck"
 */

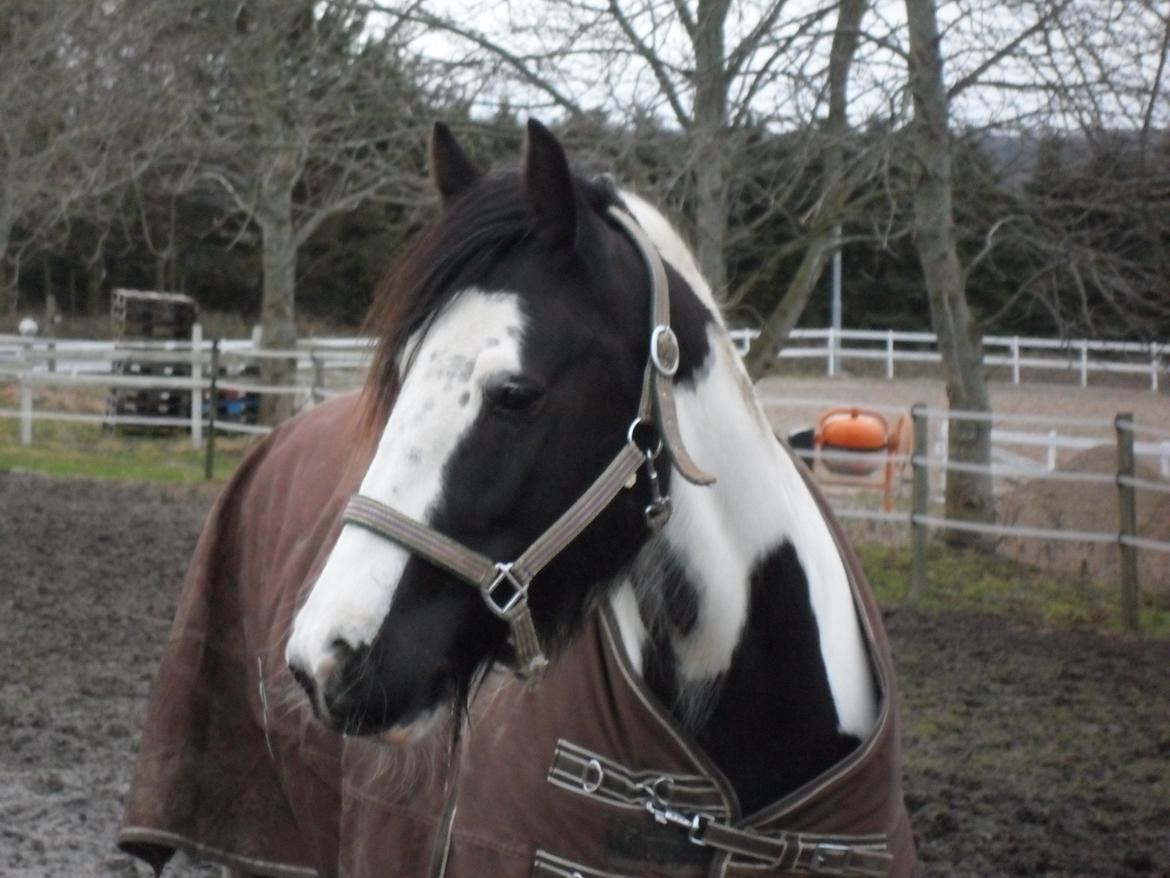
xmin=608 ymin=191 xmax=877 ymax=736
xmin=286 ymin=290 xmax=526 ymax=680
xmin=608 ymin=323 xmax=877 ymax=739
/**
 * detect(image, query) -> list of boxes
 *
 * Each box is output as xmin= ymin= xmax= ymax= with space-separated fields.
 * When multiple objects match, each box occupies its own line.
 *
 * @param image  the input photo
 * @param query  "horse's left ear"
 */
xmin=522 ymin=119 xmax=602 ymax=254
xmin=429 ymin=122 xmax=481 ymax=206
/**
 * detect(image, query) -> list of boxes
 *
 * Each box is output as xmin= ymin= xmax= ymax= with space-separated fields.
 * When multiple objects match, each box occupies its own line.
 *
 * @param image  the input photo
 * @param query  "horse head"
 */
xmin=285 ymin=120 xmax=710 ymax=739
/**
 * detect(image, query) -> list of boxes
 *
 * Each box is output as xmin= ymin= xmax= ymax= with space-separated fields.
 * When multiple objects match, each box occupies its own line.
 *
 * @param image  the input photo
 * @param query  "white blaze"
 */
xmin=287 ymin=290 xmax=526 ymax=681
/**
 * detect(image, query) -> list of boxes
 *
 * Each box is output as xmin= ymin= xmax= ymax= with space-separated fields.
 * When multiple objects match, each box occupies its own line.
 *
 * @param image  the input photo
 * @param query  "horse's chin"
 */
xmin=375 ymin=702 xmax=450 ymax=747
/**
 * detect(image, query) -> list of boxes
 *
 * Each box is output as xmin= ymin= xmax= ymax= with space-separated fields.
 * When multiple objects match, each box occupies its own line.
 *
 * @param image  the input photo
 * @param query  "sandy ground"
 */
xmin=2 ymin=462 xmax=1168 ymax=877
xmin=756 ymin=373 xmax=1169 ymax=444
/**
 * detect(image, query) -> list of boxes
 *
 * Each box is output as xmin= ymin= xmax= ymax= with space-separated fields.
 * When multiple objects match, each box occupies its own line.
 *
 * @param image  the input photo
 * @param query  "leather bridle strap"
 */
xmin=343 ymin=441 xmax=646 ymax=680
xmin=606 ymin=207 xmax=714 ymax=488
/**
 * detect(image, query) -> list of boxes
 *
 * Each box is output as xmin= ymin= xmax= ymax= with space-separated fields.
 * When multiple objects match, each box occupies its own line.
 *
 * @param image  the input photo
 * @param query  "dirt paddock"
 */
xmin=2 ymin=464 xmax=1168 ymax=876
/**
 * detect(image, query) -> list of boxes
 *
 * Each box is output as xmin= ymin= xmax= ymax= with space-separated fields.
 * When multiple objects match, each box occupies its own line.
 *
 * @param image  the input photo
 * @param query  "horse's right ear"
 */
xmin=428 ymin=122 xmax=481 ymax=206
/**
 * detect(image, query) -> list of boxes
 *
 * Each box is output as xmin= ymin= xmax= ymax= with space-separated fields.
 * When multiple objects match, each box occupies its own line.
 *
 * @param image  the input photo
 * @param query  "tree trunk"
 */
xmin=742 ymin=236 xmax=833 ymax=379
xmin=0 ymin=218 xmax=12 ymax=314
xmin=86 ymin=255 xmax=106 ymax=316
xmin=744 ymin=0 xmax=867 ymax=380
xmin=257 ymin=176 xmax=298 ymax=425
xmin=905 ymin=0 xmax=995 ymax=547
xmin=691 ymin=0 xmax=730 ymax=296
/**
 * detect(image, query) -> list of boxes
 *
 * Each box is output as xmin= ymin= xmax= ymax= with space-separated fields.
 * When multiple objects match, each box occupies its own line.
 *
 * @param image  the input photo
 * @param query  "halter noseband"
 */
xmin=340 ymin=206 xmax=714 ymax=683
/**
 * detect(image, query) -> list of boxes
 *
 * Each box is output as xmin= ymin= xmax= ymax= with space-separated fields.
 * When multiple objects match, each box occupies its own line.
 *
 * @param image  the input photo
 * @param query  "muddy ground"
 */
xmin=1 ymin=471 xmax=1168 ymax=877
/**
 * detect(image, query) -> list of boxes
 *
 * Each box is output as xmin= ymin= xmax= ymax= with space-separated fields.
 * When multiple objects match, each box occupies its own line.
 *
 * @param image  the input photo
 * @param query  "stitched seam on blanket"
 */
xmin=119 ymin=827 xmax=319 ymax=877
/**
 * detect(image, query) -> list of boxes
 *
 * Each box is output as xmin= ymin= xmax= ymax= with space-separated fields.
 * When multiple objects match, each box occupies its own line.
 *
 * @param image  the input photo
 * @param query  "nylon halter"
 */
xmin=341 ymin=206 xmax=715 ymax=683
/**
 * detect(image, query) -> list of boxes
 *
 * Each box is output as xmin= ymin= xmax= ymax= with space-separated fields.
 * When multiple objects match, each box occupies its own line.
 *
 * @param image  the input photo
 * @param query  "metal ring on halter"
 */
xmin=650 ymin=325 xmax=680 ymax=377
xmin=626 ymin=418 xmax=663 ymax=460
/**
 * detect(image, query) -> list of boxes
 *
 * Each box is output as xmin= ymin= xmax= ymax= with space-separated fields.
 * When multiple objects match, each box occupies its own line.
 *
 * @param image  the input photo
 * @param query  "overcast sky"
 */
xmin=389 ymin=0 xmax=1167 ymax=133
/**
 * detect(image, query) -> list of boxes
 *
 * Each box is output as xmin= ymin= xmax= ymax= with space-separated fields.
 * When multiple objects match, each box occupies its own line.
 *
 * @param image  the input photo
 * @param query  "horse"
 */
xmin=120 ymin=120 xmax=915 ymax=877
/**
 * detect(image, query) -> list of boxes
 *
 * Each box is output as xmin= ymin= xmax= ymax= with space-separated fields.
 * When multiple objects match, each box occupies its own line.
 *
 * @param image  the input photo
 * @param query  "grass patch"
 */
xmin=858 ymin=542 xmax=1170 ymax=635
xmin=0 ymin=418 xmax=252 ymax=483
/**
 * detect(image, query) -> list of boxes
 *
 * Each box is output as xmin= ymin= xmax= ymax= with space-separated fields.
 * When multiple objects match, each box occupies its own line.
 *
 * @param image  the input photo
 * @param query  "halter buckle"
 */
xmin=484 ymin=562 xmax=529 ymax=619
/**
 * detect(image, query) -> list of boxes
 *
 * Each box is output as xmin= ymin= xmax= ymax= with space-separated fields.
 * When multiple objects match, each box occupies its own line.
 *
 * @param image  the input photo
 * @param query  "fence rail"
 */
xmin=771 ymin=397 xmax=1169 ymax=630
xmin=3 ymin=326 xmax=1168 ymax=629
xmin=729 ymin=327 xmax=1167 ymax=390
xmin=0 ymin=328 xmax=372 ymax=447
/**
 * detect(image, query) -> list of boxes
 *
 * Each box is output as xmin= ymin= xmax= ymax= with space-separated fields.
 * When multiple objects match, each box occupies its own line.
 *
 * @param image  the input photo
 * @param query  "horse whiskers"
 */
xmin=257 ymin=657 xmax=276 ymax=761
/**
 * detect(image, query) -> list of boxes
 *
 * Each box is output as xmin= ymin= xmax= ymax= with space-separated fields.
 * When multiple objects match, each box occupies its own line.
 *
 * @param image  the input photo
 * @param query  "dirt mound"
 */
xmin=997 ymin=445 xmax=1170 ymax=590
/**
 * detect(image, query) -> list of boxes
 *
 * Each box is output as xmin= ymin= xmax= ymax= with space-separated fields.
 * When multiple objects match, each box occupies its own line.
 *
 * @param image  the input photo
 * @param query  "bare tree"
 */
xmin=742 ymin=0 xmax=869 ymax=378
xmin=903 ymin=0 xmax=995 ymax=543
xmin=1 ymin=2 xmax=196 ymax=318
xmin=0 ymin=3 xmax=109 ymax=314
xmin=151 ymin=0 xmax=435 ymax=422
xmin=376 ymin=0 xmax=847 ymax=298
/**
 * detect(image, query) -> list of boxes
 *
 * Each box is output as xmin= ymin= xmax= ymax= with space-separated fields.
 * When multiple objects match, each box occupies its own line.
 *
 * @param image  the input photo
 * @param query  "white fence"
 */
xmin=3 ymin=327 xmax=1168 ymax=625
xmin=0 ymin=328 xmax=373 ymax=445
xmin=729 ymin=327 xmax=1168 ymax=391
xmin=765 ymin=393 xmax=1169 ymax=628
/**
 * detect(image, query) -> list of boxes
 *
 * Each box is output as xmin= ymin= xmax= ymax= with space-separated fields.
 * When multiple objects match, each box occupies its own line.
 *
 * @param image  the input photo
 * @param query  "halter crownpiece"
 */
xmin=342 ymin=205 xmax=714 ymax=683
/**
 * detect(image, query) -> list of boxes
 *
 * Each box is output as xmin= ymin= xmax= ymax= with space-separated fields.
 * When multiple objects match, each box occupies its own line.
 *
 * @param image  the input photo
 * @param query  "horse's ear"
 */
xmin=522 ymin=119 xmax=593 ymax=249
xmin=429 ymin=122 xmax=481 ymax=206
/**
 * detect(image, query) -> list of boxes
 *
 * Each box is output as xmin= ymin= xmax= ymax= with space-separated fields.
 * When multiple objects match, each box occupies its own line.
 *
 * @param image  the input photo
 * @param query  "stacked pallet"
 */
xmin=107 ymin=289 xmax=198 ymax=431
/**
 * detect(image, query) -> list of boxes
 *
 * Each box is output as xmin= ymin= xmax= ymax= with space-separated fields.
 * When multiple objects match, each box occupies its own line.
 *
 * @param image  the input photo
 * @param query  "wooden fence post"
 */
xmin=910 ymin=403 xmax=929 ymax=599
xmin=204 ymin=339 xmax=219 ymax=481
xmin=1115 ymin=413 xmax=1139 ymax=631
xmin=310 ymin=351 xmax=325 ymax=406
xmin=20 ymin=375 xmax=33 ymax=446
xmin=190 ymin=323 xmax=203 ymax=449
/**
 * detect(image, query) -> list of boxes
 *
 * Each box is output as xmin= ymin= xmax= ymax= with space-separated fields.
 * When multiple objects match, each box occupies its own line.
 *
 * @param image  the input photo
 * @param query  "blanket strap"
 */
xmin=548 ymin=740 xmax=892 ymax=877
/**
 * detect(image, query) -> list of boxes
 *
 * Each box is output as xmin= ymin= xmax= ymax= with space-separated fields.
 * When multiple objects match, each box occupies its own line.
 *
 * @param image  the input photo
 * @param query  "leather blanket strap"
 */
xmin=548 ymin=741 xmax=893 ymax=878
xmin=548 ymin=740 xmax=729 ymax=819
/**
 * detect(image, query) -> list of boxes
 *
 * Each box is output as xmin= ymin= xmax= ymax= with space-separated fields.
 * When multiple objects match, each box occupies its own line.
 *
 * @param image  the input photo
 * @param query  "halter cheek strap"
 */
xmin=341 ymin=206 xmax=714 ymax=683
xmin=606 ymin=207 xmax=715 ymax=488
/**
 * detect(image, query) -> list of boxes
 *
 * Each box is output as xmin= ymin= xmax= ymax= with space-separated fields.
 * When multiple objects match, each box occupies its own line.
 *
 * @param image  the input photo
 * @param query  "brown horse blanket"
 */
xmin=119 ymin=394 xmax=917 ymax=877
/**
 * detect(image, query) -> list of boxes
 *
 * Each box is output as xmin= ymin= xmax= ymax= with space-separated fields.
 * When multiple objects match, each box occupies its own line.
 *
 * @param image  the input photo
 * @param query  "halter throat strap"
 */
xmin=342 ymin=205 xmax=714 ymax=683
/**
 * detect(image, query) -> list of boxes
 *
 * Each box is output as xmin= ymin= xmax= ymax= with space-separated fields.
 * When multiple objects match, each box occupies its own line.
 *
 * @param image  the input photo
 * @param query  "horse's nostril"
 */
xmin=289 ymin=663 xmax=316 ymax=701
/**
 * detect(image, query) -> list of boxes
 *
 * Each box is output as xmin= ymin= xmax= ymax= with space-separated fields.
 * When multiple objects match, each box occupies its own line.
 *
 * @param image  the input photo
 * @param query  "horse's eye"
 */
xmin=485 ymin=376 xmax=544 ymax=414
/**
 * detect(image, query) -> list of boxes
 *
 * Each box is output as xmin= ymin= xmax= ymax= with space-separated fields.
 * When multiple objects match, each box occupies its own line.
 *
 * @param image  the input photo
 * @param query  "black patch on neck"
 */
xmin=692 ymin=540 xmax=862 ymax=816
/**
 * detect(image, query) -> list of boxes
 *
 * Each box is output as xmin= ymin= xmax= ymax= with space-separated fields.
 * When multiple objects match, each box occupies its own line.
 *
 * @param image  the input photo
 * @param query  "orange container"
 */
xmin=818 ymin=408 xmax=888 ymax=476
